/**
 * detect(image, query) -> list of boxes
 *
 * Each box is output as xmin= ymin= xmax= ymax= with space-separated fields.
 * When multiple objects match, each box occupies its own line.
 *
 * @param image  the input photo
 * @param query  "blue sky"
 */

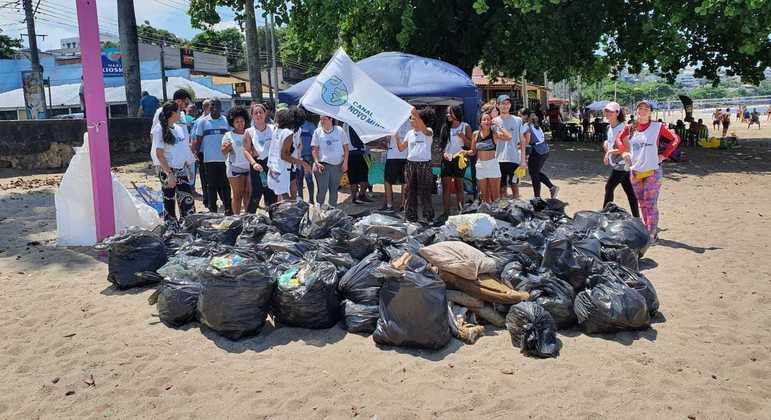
xmin=0 ymin=0 xmax=269 ymax=51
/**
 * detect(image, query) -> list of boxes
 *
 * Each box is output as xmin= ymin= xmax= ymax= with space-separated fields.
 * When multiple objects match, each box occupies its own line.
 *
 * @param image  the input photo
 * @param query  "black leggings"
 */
xmin=197 ymin=152 xmax=208 ymax=207
xmin=528 ymin=152 xmax=554 ymax=197
xmin=246 ymin=158 xmax=276 ymax=213
xmin=204 ymin=162 xmax=232 ymax=214
xmin=603 ymin=169 xmax=640 ymax=217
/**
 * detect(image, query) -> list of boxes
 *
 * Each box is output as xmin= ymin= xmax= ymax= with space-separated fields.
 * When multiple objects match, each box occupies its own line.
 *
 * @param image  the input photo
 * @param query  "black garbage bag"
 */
xmin=272 ymin=260 xmax=340 ymax=328
xmin=235 ymin=215 xmax=274 ymax=249
xmin=487 ymin=199 xmax=535 ymax=225
xmin=461 ymin=201 xmax=492 ymax=215
xmin=299 ymin=206 xmax=354 ymax=239
xmin=513 ymin=271 xmax=577 ymax=329
xmin=412 ymin=227 xmax=438 ymax=246
xmin=531 ymin=198 xmax=568 ymax=220
xmin=268 ymin=251 xmax=304 ymax=269
xmin=106 ymin=229 xmax=168 ymax=289
xmin=269 ymin=200 xmax=310 ymax=234
xmin=573 ymin=267 xmax=651 ymax=334
xmin=382 ymin=237 xmax=423 ymax=263
xmin=507 ymin=218 xmax=555 ymax=252
xmin=354 ymin=214 xmax=414 ymax=241
xmin=541 ymin=237 xmax=601 ymax=290
xmin=373 ymin=263 xmax=450 ymax=349
xmin=157 ymin=277 xmax=203 ymax=327
xmin=181 ymin=213 xmax=224 ymax=233
xmin=346 ymin=234 xmax=377 ymax=260
xmin=162 ymin=232 xmax=195 ymax=255
xmin=194 ymin=216 xmax=244 ymax=245
xmin=175 ymin=240 xmax=231 ymax=258
xmin=506 ymin=302 xmax=559 ymax=358
xmin=601 ymin=202 xmax=633 ymax=221
xmin=341 ymin=300 xmax=380 ymax=334
xmin=599 ymin=262 xmax=659 ymax=317
xmin=600 ymin=245 xmax=639 ymax=271
xmin=572 ymin=210 xmax=608 ymax=232
xmin=593 ymin=218 xmax=650 ymax=256
xmin=338 ymin=252 xmax=387 ymax=305
xmin=308 ymin=249 xmax=357 ymax=279
xmin=197 ymin=255 xmax=275 ymax=339
xmin=256 ymin=236 xmax=314 ymax=259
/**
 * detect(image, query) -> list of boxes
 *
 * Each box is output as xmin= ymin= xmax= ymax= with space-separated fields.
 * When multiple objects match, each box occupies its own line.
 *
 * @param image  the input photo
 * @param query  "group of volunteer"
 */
xmin=150 ymin=89 xmax=677 ymax=245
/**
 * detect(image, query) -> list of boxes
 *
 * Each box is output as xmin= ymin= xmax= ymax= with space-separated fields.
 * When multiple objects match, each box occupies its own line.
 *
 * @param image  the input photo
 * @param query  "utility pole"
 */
xmin=264 ymin=23 xmax=273 ymax=102
xmin=160 ymin=43 xmax=167 ymax=102
xmin=243 ymin=0 xmax=264 ymax=103
xmin=117 ymin=0 xmax=141 ymax=117
xmin=269 ymin=13 xmax=279 ymax=99
xmin=23 ymin=0 xmax=47 ymax=119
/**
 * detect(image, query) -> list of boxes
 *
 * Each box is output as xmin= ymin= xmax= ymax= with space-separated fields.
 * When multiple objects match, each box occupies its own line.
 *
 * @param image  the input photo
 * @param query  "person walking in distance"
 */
xmin=523 ymin=113 xmax=559 ymax=199
xmin=721 ymin=108 xmax=731 ymax=137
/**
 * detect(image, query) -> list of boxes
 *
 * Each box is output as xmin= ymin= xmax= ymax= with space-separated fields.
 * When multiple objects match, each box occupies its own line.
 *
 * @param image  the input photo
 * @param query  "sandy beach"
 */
xmin=1 ymin=122 xmax=769 ymax=419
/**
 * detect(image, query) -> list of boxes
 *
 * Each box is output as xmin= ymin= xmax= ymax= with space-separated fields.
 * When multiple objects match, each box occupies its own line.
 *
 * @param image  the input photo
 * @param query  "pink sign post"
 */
xmin=76 ymin=0 xmax=115 ymax=240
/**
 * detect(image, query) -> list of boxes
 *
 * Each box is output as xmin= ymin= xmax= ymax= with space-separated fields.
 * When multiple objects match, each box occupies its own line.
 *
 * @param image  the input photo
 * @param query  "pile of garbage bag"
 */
xmin=99 ymin=197 xmax=660 ymax=358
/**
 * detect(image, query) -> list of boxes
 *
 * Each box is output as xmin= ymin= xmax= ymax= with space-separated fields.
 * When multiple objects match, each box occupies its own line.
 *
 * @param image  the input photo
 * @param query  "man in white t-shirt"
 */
xmin=493 ymin=95 xmax=527 ymax=199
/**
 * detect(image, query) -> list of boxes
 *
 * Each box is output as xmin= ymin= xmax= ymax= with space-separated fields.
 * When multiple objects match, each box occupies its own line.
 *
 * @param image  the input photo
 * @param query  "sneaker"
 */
xmin=379 ymin=204 xmax=393 ymax=211
xmin=549 ymin=186 xmax=560 ymax=199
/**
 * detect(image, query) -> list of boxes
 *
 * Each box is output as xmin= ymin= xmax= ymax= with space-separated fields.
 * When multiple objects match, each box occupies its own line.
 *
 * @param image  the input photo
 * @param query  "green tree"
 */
xmin=274 ymin=0 xmax=771 ymax=85
xmin=0 ymin=30 xmax=22 ymax=59
xmin=137 ymin=21 xmax=188 ymax=46
xmin=192 ymin=28 xmax=248 ymax=72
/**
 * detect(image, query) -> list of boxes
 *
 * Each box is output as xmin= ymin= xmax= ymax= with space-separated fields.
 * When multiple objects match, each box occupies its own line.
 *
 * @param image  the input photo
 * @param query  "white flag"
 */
xmin=300 ymin=48 xmax=412 ymax=143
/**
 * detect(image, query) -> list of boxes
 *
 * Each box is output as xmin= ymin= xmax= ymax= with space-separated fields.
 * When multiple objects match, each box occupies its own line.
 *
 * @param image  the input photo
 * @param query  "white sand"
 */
xmin=0 ymin=123 xmax=769 ymax=419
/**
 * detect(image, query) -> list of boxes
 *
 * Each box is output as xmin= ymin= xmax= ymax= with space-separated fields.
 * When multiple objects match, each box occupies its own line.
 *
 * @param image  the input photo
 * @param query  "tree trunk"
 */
xmin=117 ymin=0 xmax=141 ymax=116
xmin=243 ymin=0 xmax=263 ymax=103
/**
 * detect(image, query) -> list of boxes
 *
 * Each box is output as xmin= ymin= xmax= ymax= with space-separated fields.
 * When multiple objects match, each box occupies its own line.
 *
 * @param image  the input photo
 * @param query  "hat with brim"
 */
xmin=636 ymin=100 xmax=654 ymax=110
xmin=497 ymin=94 xmax=511 ymax=104
xmin=604 ymin=101 xmax=621 ymax=112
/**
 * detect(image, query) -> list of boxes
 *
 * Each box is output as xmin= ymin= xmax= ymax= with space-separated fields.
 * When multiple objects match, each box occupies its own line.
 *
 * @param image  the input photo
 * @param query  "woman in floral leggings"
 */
xmin=610 ymin=100 xmax=680 ymax=242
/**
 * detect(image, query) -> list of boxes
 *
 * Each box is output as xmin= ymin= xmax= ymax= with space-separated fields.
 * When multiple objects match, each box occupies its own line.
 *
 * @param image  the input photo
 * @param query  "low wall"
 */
xmin=0 ymin=118 xmax=153 ymax=169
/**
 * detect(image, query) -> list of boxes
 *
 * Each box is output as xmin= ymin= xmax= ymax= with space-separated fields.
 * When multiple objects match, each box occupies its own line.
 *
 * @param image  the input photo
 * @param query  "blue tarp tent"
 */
xmin=279 ymin=52 xmax=481 ymax=128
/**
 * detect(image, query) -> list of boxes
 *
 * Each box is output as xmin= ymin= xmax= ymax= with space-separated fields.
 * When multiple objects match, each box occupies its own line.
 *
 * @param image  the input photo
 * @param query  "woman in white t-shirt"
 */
xmin=268 ymin=108 xmax=311 ymax=200
xmin=221 ymin=106 xmax=251 ymax=214
xmin=151 ymin=101 xmax=195 ymax=222
xmin=243 ymin=103 xmax=276 ymax=211
xmin=438 ymin=105 xmax=472 ymax=216
xmin=311 ymin=115 xmax=349 ymax=207
xmin=600 ymin=101 xmax=639 ymax=218
xmin=396 ymin=107 xmax=436 ymax=223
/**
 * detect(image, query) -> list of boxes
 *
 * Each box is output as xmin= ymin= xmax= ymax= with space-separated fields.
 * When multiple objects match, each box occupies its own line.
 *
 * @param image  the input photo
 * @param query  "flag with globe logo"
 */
xmin=300 ymin=48 xmax=412 ymax=143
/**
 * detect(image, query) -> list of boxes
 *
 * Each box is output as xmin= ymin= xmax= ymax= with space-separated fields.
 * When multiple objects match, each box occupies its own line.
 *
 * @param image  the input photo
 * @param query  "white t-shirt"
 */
xmin=445 ymin=122 xmax=468 ymax=157
xmin=246 ymin=124 xmax=274 ymax=160
xmin=493 ymin=115 xmax=523 ymax=163
xmin=311 ymin=125 xmax=348 ymax=165
xmin=405 ymin=129 xmax=432 ymax=162
xmin=150 ymin=124 xmax=193 ymax=169
xmin=152 ymin=108 xmax=186 ymax=132
xmin=268 ymin=127 xmax=293 ymax=173
xmin=222 ymin=132 xmax=249 ymax=171
xmin=629 ymin=122 xmax=662 ymax=172
xmin=605 ymin=122 xmax=626 ymax=170
xmin=387 ymin=119 xmax=411 ymax=160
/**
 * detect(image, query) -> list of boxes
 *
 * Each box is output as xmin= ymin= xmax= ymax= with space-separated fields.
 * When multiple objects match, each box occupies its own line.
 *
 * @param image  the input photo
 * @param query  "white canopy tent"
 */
xmin=0 ymin=77 xmax=232 ymax=116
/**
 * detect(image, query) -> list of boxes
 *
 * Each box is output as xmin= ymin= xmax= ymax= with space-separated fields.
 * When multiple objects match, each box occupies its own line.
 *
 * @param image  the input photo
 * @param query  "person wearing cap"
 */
xmin=601 ymin=101 xmax=639 ymax=217
xmin=612 ymin=100 xmax=681 ymax=242
xmin=493 ymin=94 xmax=527 ymax=199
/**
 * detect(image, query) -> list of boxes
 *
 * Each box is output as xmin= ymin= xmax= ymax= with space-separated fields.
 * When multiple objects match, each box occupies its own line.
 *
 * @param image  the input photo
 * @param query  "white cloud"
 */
xmin=212 ymin=20 xmax=239 ymax=31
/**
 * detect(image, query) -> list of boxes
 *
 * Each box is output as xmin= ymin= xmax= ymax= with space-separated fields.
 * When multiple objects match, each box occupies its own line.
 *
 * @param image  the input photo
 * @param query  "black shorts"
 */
xmin=499 ymin=162 xmax=520 ymax=186
xmin=440 ymin=156 xmax=465 ymax=178
xmin=384 ymin=158 xmax=407 ymax=185
xmin=348 ymin=151 xmax=369 ymax=184
xmin=722 ymin=121 xmax=730 ymax=128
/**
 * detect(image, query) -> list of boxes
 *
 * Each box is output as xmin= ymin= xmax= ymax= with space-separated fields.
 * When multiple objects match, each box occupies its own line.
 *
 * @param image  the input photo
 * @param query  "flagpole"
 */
xmin=76 ymin=0 xmax=115 ymax=240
